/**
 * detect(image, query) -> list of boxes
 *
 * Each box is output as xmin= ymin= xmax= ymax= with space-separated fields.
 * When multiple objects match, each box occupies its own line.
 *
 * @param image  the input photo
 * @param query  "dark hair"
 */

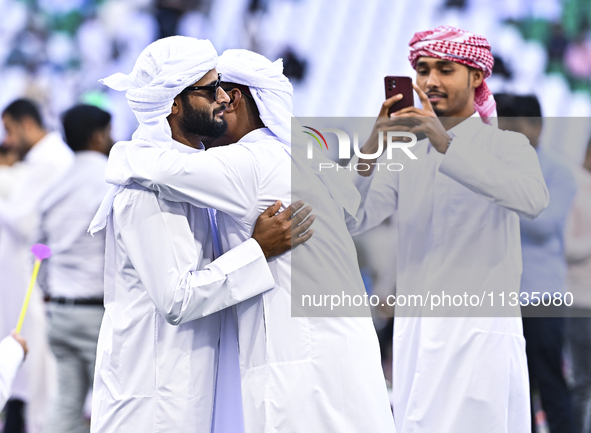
xmin=494 ymin=93 xmax=542 ymax=118
xmin=2 ymin=98 xmax=44 ymax=127
xmin=61 ymin=104 xmax=111 ymax=152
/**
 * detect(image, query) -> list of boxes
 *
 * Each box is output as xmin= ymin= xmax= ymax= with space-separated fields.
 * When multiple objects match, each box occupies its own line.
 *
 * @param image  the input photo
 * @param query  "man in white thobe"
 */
xmin=88 ymin=37 xmax=310 ymax=433
xmin=38 ymin=104 xmax=113 ymax=433
xmin=347 ymin=26 xmax=549 ymax=432
xmin=1 ymin=98 xmax=73 ymax=433
xmin=100 ymin=49 xmax=396 ymax=432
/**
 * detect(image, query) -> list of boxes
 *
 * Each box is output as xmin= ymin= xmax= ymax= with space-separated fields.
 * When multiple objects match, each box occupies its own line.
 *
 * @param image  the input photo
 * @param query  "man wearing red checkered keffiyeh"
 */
xmin=408 ymin=25 xmax=496 ymax=122
xmin=350 ymin=25 xmax=550 ymax=433
xmin=357 ymin=26 xmax=499 ymax=160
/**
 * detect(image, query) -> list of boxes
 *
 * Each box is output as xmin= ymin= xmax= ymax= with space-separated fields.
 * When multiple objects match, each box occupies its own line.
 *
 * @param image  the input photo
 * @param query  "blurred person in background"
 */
xmin=156 ymin=0 xmax=202 ymax=39
xmin=497 ymin=93 xmax=577 ymax=433
xmin=0 ymin=146 xmax=25 ymax=237
xmin=0 ymin=147 xmax=20 ymax=168
xmin=565 ymin=139 xmax=591 ymax=433
xmin=564 ymin=33 xmax=591 ymax=81
xmin=0 ymin=98 xmax=73 ymax=433
xmin=347 ymin=26 xmax=549 ymax=433
xmin=0 ymin=331 xmax=28 ymax=410
xmin=36 ymin=104 xmax=112 ymax=433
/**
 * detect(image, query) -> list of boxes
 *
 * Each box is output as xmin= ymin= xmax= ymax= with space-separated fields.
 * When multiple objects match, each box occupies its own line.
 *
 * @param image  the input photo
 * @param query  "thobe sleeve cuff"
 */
xmin=199 ymin=238 xmax=275 ymax=304
xmin=206 ymin=237 xmax=269 ymax=280
xmin=0 ymin=336 xmax=25 ymax=408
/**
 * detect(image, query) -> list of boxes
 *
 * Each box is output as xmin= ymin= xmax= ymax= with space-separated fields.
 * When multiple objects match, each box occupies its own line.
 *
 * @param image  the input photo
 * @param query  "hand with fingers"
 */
xmin=391 ymin=83 xmax=451 ymax=154
xmin=10 ymin=330 xmax=28 ymax=359
xmin=251 ymin=200 xmax=315 ymax=259
xmin=357 ymin=93 xmax=414 ymax=175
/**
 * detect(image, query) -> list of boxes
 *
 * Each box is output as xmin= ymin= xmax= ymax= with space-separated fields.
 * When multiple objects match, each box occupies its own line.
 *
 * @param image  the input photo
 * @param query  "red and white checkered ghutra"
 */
xmin=408 ymin=25 xmax=497 ymax=123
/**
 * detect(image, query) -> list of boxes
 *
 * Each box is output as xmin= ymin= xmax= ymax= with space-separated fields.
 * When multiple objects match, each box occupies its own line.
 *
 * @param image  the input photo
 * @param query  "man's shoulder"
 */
xmin=70 ymin=152 xmax=107 ymax=175
xmin=209 ymin=134 xmax=289 ymax=174
xmin=475 ymin=125 xmax=533 ymax=155
xmin=113 ymin=183 xmax=190 ymax=215
xmin=43 ymin=132 xmax=74 ymax=157
xmin=28 ymin=133 xmax=74 ymax=172
xmin=484 ymin=124 xmax=529 ymax=144
xmin=113 ymin=183 xmax=158 ymax=210
xmin=238 ymin=135 xmax=289 ymax=158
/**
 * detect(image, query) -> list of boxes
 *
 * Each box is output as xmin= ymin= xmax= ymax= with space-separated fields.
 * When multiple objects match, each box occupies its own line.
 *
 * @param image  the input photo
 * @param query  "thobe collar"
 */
xmin=25 ymin=131 xmax=62 ymax=163
xmin=428 ymin=111 xmax=481 ymax=153
xmin=238 ymin=127 xmax=274 ymax=144
xmin=171 ymin=140 xmax=203 ymax=154
xmin=74 ymin=150 xmax=108 ymax=163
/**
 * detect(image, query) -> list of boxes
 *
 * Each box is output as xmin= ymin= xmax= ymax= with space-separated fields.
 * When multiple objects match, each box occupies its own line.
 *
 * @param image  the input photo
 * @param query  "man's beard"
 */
xmin=180 ymin=102 xmax=228 ymax=139
xmin=15 ymin=137 xmax=33 ymax=160
xmin=433 ymin=107 xmax=445 ymax=117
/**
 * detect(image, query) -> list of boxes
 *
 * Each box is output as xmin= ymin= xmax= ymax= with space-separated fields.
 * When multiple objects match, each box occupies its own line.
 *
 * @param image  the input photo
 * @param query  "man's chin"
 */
xmin=432 ymin=106 xmax=446 ymax=117
xmin=208 ymin=118 xmax=229 ymax=139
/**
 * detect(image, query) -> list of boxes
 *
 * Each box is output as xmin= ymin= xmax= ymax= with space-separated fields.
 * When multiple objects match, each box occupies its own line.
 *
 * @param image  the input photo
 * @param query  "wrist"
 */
xmin=250 ymin=235 xmax=264 ymax=255
xmin=434 ymin=133 xmax=452 ymax=154
xmin=356 ymin=157 xmax=379 ymax=177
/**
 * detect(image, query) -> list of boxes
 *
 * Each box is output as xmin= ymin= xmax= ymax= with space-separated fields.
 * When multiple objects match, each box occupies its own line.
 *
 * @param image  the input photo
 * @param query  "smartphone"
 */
xmin=384 ymin=76 xmax=414 ymax=115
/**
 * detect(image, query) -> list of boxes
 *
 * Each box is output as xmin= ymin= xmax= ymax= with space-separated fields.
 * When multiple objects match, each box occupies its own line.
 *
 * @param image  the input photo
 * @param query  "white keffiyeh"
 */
xmin=89 ymin=36 xmax=217 ymax=234
xmin=217 ymin=49 xmax=293 ymax=147
xmin=217 ymin=49 xmax=360 ymax=216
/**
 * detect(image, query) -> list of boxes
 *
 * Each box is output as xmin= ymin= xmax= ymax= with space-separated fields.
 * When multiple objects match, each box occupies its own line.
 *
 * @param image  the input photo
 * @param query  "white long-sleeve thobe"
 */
xmin=90 ymin=144 xmax=276 ymax=433
xmin=347 ymin=113 xmax=549 ymax=433
xmin=105 ymin=128 xmax=396 ymax=432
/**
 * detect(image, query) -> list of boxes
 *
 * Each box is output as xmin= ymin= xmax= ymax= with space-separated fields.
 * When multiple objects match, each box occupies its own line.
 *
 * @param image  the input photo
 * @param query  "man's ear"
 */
xmin=224 ymin=88 xmax=242 ymax=113
xmin=531 ymin=119 xmax=543 ymax=139
xmin=170 ymin=96 xmax=181 ymax=115
xmin=88 ymin=129 xmax=101 ymax=151
xmin=471 ymin=68 xmax=484 ymax=90
xmin=21 ymin=116 xmax=38 ymax=134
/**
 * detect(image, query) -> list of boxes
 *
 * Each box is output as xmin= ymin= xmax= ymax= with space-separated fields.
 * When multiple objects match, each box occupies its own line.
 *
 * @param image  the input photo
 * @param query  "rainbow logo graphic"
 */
xmin=302 ymin=126 xmax=328 ymax=150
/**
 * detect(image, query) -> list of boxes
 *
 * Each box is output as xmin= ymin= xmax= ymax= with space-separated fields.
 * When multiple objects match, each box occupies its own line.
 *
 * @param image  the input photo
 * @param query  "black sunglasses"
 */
xmin=182 ymin=73 xmax=222 ymax=94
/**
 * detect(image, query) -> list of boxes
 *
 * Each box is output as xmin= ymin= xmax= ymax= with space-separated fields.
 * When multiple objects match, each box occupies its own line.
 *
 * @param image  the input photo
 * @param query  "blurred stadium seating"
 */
xmin=1 ymin=0 xmax=590 ymax=162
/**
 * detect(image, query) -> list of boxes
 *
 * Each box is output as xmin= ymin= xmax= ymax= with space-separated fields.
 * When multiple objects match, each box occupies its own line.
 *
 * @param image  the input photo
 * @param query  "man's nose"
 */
xmin=216 ymin=87 xmax=230 ymax=104
xmin=426 ymin=70 xmax=440 ymax=88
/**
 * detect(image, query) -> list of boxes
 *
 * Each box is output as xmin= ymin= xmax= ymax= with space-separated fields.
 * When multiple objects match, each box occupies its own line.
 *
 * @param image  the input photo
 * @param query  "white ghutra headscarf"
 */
xmin=89 ymin=36 xmax=217 ymax=234
xmin=217 ymin=49 xmax=293 ymax=147
xmin=217 ymin=49 xmax=360 ymax=216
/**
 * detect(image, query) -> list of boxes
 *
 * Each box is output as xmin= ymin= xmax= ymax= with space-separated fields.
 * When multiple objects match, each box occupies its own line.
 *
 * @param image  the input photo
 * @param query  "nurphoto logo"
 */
xmin=302 ymin=126 xmax=418 ymax=172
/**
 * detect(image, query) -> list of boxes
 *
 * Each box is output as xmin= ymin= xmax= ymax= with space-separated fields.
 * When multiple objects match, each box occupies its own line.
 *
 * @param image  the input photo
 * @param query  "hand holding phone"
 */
xmin=384 ymin=76 xmax=414 ymax=115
